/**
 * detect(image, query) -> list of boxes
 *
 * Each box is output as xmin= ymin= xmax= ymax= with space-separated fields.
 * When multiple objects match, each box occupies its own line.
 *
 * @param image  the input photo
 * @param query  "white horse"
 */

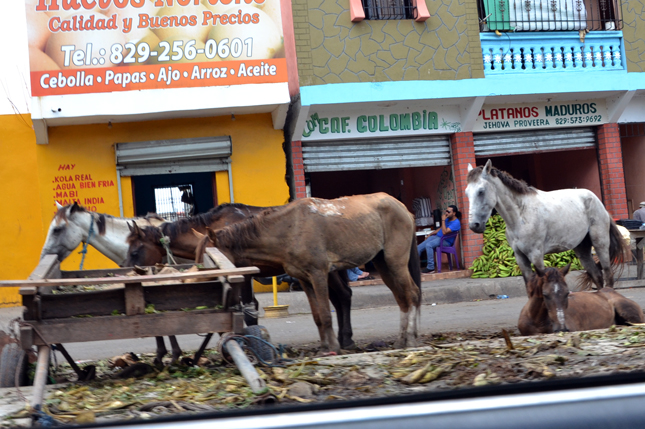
xmin=466 ymin=160 xmax=627 ymax=290
xmin=40 ymin=203 xmax=187 ymax=364
xmin=41 ymin=202 xmax=166 ymax=265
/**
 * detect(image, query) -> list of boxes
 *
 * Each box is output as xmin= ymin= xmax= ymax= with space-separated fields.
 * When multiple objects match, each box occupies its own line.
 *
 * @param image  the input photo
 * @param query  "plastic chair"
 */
xmin=434 ymin=231 xmax=460 ymax=272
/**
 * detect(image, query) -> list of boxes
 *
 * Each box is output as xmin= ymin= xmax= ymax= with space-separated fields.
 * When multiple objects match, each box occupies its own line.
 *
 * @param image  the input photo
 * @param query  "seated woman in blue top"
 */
xmin=417 ymin=205 xmax=461 ymax=273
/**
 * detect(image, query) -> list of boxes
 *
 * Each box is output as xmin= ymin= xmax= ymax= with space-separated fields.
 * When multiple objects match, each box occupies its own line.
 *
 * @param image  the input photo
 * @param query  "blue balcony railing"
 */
xmin=481 ymin=31 xmax=624 ymax=74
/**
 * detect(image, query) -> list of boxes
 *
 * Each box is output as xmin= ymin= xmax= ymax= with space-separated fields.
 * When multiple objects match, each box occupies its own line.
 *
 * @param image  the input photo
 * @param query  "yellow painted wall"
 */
xmin=2 ymin=112 xmax=288 ymax=305
xmin=0 ymin=114 xmax=43 ymax=305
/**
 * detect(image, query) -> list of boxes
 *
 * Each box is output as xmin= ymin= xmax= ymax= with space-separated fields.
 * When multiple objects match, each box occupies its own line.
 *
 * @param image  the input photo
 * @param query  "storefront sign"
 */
xmin=26 ymin=0 xmax=286 ymax=97
xmin=301 ymin=106 xmax=461 ymax=140
xmin=474 ymin=100 xmax=608 ymax=132
xmin=51 ymin=163 xmax=115 ymax=211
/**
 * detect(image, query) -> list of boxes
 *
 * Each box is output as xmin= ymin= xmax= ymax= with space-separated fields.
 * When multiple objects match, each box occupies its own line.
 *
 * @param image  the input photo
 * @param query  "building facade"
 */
xmin=3 ymin=0 xmax=645 ymax=306
xmin=285 ymin=0 xmax=645 ymax=269
xmin=0 ymin=0 xmax=300 ymax=305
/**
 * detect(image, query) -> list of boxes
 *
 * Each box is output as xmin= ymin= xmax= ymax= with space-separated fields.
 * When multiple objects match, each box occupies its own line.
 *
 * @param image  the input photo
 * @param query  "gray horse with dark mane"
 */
xmin=466 ymin=160 xmax=627 ymax=291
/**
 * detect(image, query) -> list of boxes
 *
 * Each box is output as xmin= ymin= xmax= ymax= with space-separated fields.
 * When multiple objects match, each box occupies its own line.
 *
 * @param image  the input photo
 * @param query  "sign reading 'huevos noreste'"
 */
xmin=26 ymin=0 xmax=286 ymax=96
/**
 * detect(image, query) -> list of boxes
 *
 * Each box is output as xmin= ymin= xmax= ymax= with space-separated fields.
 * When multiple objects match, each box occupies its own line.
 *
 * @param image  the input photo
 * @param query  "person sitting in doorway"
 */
xmin=347 ymin=267 xmax=372 ymax=282
xmin=418 ymin=205 xmax=462 ymax=273
xmin=634 ymin=202 xmax=645 ymax=223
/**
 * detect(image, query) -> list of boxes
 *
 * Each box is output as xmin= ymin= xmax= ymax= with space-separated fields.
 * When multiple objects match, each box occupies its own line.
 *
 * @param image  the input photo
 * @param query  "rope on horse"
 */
xmin=159 ymin=236 xmax=178 ymax=265
xmin=78 ymin=216 xmax=95 ymax=270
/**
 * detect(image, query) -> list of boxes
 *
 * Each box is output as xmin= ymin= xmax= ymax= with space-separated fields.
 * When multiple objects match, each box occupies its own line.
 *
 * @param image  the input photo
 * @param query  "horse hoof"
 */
xmin=341 ymin=342 xmax=357 ymax=351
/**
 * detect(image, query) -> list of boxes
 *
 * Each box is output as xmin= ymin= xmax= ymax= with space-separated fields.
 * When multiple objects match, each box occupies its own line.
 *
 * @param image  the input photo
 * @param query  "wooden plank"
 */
xmin=28 ymin=255 xmax=60 ymax=280
xmin=21 ymin=295 xmax=36 ymax=320
xmin=39 ymin=289 xmax=126 ymax=320
xmin=0 ymin=266 xmax=260 ymax=288
xmin=33 ymin=282 xmax=226 ymax=320
xmin=205 ymin=248 xmax=245 ymax=283
xmin=232 ymin=312 xmax=244 ymax=334
xmin=22 ymin=255 xmax=61 ymax=296
xmin=125 ymin=283 xmax=145 ymax=316
xmin=202 ymin=254 xmax=217 ymax=269
xmin=20 ymin=326 xmax=33 ymax=350
xmin=60 ymin=264 xmax=196 ymax=278
xmin=144 ymin=282 xmax=224 ymax=312
xmin=24 ymin=311 xmax=240 ymax=345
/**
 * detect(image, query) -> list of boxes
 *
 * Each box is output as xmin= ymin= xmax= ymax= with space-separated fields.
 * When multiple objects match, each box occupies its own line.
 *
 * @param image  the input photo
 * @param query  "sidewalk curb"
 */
xmin=256 ymin=276 xmax=529 ymax=316
xmin=256 ymin=268 xmax=645 ymax=316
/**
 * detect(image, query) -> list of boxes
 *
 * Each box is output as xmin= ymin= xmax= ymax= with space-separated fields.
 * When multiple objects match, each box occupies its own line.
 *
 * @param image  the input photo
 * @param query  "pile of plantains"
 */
xmin=470 ymin=215 xmax=583 ymax=278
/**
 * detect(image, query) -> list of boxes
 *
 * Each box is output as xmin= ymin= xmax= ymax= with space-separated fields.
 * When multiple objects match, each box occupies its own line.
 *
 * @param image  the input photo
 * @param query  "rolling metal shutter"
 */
xmin=473 ymin=127 xmax=597 ymax=157
xmin=302 ymin=135 xmax=451 ymax=172
xmin=115 ymin=136 xmax=232 ymax=176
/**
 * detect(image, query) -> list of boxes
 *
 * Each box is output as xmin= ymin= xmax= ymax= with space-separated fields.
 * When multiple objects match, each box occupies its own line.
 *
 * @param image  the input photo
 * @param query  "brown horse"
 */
xmin=195 ymin=193 xmax=422 ymax=354
xmin=518 ymin=265 xmax=644 ymax=335
xmin=124 ymin=203 xmax=356 ymax=350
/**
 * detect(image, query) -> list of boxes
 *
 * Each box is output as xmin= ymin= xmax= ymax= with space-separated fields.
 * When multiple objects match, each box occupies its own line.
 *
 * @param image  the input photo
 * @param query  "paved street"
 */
xmin=4 ymin=285 xmax=645 ymax=363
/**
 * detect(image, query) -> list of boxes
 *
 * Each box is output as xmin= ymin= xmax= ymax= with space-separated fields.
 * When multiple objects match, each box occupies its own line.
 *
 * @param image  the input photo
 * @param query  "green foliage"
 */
xmin=470 ymin=215 xmax=582 ymax=279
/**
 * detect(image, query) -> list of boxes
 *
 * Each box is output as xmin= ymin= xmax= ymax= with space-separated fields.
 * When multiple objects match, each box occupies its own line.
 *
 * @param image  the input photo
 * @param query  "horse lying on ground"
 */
xmin=192 ymin=193 xmax=422 ymax=354
xmin=518 ymin=265 xmax=644 ymax=335
xmin=124 ymin=203 xmax=356 ymax=350
xmin=466 ymin=160 xmax=627 ymax=290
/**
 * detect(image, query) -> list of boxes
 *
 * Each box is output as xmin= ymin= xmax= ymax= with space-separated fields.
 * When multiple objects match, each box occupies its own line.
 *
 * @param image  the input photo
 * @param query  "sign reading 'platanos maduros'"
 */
xmin=26 ymin=0 xmax=286 ymax=97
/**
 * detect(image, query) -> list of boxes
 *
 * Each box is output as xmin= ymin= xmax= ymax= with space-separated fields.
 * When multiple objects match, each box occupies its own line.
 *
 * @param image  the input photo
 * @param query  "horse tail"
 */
xmin=408 ymin=232 xmax=422 ymax=308
xmin=607 ymin=218 xmax=628 ymax=279
xmin=577 ymin=218 xmax=628 ymax=290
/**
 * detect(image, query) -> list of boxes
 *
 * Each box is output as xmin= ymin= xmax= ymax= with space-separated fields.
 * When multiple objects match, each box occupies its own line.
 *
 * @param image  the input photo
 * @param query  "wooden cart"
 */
xmin=0 ymin=248 xmax=260 ymax=412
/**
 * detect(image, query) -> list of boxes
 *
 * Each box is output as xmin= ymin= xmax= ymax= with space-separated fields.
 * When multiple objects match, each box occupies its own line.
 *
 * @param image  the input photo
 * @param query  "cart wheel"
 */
xmin=0 ymin=343 xmax=28 ymax=387
xmin=243 ymin=325 xmax=275 ymax=363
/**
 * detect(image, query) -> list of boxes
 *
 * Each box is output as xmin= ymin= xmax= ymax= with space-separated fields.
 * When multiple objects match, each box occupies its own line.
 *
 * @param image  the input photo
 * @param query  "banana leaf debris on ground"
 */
xmin=5 ymin=324 xmax=645 ymax=426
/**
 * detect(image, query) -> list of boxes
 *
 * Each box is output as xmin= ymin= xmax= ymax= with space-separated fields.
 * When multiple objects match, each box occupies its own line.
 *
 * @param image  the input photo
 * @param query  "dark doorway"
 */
xmin=132 ymin=172 xmax=216 ymax=217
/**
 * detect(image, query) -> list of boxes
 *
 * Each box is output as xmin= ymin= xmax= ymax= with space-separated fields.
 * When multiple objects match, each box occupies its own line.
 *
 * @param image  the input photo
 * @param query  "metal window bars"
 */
xmin=153 ymin=185 xmax=195 ymax=221
xmin=478 ymin=0 xmax=621 ymax=31
xmin=620 ymin=124 xmax=645 ymax=138
xmin=361 ymin=0 xmax=415 ymax=20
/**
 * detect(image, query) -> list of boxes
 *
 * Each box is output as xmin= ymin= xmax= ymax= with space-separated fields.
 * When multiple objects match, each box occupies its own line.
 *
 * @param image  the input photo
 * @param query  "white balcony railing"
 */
xmin=481 ymin=31 xmax=624 ymax=74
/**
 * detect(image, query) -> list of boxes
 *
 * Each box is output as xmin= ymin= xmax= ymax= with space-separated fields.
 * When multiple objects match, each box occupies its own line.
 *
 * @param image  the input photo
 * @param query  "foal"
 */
xmin=518 ymin=265 xmax=644 ymax=335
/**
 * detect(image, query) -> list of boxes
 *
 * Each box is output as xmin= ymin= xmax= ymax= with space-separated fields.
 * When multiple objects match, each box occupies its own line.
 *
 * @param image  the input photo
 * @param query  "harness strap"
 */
xmin=160 ymin=235 xmax=178 ymax=265
xmin=78 ymin=216 xmax=95 ymax=270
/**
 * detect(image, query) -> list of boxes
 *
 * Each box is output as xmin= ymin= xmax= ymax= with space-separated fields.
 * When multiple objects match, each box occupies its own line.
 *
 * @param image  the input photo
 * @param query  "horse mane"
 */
xmin=467 ymin=166 xmax=537 ymax=195
xmin=126 ymin=224 xmax=164 ymax=246
xmin=158 ymin=203 xmax=282 ymax=241
xmin=213 ymin=207 xmax=281 ymax=254
xmin=57 ymin=203 xmax=165 ymax=237
xmin=156 ymin=204 xmax=243 ymax=240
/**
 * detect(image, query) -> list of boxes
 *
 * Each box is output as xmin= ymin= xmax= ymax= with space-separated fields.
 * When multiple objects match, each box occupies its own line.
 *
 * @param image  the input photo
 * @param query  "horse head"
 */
xmin=466 ymin=159 xmax=497 ymax=233
xmin=123 ymin=222 xmax=165 ymax=267
xmin=532 ymin=264 xmax=572 ymax=332
xmin=40 ymin=202 xmax=93 ymax=262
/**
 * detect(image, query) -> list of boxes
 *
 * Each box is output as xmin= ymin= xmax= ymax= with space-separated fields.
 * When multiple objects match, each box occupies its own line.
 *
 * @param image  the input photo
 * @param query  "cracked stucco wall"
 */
xmin=292 ymin=0 xmax=484 ymax=86
xmin=623 ymin=0 xmax=645 ymax=72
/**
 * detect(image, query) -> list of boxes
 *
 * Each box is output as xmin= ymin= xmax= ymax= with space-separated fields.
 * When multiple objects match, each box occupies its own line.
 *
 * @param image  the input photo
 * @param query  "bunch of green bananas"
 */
xmin=470 ymin=215 xmax=583 ymax=278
